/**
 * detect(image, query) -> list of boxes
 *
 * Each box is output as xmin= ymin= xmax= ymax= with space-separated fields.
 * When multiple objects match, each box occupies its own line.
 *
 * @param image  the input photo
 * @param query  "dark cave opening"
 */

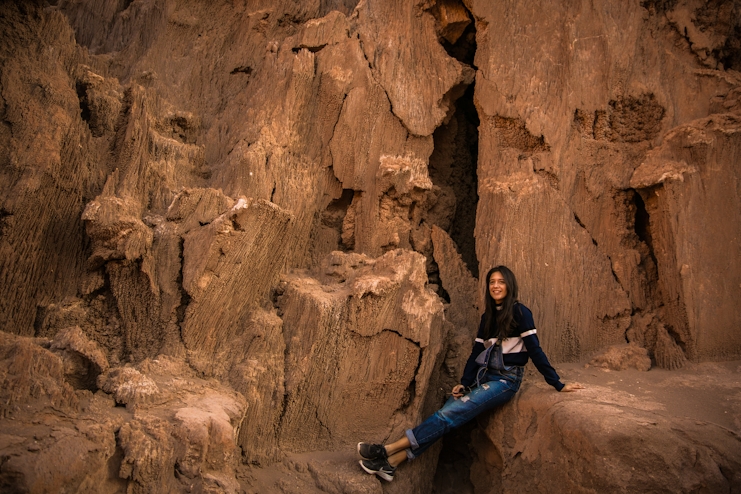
xmin=440 ymin=20 xmax=477 ymax=67
xmin=634 ymin=191 xmax=650 ymax=244
xmin=428 ymin=64 xmax=480 ymax=280
xmin=75 ymin=81 xmax=92 ymax=126
xmin=632 ymin=189 xmax=659 ymax=282
xmin=432 ymin=421 xmax=478 ymax=494
xmin=0 ymin=208 xmax=10 ymax=238
xmin=322 ymin=188 xmax=355 ymax=252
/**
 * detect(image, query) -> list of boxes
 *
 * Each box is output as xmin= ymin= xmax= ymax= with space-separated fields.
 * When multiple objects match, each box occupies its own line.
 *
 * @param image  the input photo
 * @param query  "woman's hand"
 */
xmin=560 ymin=382 xmax=585 ymax=392
xmin=451 ymin=384 xmax=466 ymax=399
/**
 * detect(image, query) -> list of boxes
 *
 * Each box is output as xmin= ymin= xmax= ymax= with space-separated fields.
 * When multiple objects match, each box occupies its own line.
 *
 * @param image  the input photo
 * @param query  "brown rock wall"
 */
xmin=1 ymin=351 xmax=247 ymax=493
xmin=0 ymin=0 xmax=740 ymax=491
xmin=630 ymin=112 xmax=741 ymax=360
xmin=0 ymin=4 xmax=89 ymax=336
xmin=476 ymin=169 xmax=632 ymax=360
xmin=228 ymin=308 xmax=286 ymax=466
xmin=357 ymin=0 xmax=474 ymax=136
xmin=470 ymin=0 xmax=741 ymax=364
xmin=181 ymin=198 xmax=294 ymax=369
xmin=0 ymin=332 xmax=78 ymax=417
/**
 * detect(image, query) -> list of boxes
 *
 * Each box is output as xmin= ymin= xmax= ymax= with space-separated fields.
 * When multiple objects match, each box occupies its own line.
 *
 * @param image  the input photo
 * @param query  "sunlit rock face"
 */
xmin=0 ymin=0 xmax=740 ymax=492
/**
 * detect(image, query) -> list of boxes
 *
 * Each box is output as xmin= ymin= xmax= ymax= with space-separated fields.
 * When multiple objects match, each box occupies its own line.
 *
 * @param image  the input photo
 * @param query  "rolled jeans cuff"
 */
xmin=404 ymin=428 xmax=419 ymax=459
xmin=405 ymin=428 xmax=419 ymax=448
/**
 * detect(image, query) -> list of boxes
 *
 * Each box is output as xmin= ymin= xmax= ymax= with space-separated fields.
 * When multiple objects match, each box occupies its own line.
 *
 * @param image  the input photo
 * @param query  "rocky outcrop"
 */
xmin=587 ymin=343 xmax=652 ymax=372
xmin=472 ymin=375 xmax=741 ymax=493
xmin=627 ymin=112 xmax=741 ymax=362
xmin=0 ymin=332 xmax=79 ymax=417
xmin=180 ymin=197 xmax=294 ymax=371
xmin=0 ymin=346 xmax=247 ymax=493
xmin=276 ymin=249 xmax=445 ymax=454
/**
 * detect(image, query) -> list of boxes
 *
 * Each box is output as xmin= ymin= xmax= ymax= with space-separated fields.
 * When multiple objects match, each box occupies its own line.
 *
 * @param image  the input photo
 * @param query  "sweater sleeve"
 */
xmin=522 ymin=333 xmax=564 ymax=391
xmin=460 ymin=315 xmax=486 ymax=388
xmin=517 ymin=305 xmax=564 ymax=391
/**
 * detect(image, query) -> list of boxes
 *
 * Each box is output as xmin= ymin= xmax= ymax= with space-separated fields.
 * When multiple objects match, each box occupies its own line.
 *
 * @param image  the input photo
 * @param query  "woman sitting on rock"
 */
xmin=357 ymin=265 xmax=584 ymax=481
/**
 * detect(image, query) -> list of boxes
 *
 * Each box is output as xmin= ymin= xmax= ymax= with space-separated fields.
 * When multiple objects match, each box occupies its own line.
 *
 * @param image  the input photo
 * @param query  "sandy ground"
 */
xmin=561 ymin=360 xmax=741 ymax=433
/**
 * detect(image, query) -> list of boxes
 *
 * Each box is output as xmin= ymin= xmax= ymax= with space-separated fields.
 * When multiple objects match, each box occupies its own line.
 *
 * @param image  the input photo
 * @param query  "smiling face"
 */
xmin=488 ymin=271 xmax=508 ymax=304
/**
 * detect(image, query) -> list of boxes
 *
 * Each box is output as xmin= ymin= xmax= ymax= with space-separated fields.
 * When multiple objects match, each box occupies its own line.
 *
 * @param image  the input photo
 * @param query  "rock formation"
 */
xmin=473 ymin=375 xmax=741 ymax=494
xmin=1 ymin=0 xmax=740 ymax=492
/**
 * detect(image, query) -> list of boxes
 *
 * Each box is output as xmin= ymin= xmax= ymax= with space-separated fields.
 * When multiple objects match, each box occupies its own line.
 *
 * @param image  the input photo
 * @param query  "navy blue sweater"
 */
xmin=460 ymin=303 xmax=564 ymax=391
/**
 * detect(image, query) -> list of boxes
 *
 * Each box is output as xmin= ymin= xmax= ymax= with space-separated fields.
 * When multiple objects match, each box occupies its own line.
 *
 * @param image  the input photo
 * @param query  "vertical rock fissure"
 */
xmin=626 ymin=187 xmax=689 ymax=367
xmin=385 ymin=328 xmax=424 ymax=413
xmin=428 ymin=27 xmax=479 ymax=282
xmin=630 ymin=188 xmax=662 ymax=311
xmin=633 ymin=189 xmax=659 ymax=276
xmin=0 ymin=208 xmax=12 ymax=239
xmin=428 ymin=5 xmax=478 ymax=493
xmin=317 ymin=187 xmax=354 ymax=255
xmin=175 ymin=237 xmax=190 ymax=347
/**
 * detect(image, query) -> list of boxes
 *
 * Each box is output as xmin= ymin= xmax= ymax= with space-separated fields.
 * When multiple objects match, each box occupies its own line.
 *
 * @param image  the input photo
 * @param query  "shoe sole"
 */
xmin=359 ymin=460 xmax=394 ymax=482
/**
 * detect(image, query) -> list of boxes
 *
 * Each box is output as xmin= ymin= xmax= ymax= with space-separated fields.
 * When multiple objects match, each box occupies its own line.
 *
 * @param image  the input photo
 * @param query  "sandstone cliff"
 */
xmin=1 ymin=0 xmax=740 ymax=492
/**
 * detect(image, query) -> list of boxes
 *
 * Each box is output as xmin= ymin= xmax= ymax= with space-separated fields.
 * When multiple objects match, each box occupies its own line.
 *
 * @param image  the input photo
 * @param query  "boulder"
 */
xmin=588 ymin=343 xmax=652 ymax=372
xmin=472 ymin=377 xmax=741 ymax=493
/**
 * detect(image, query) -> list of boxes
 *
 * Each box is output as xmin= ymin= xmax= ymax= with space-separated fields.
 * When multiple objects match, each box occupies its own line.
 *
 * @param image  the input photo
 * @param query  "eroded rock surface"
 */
xmin=277 ymin=249 xmax=445 ymax=455
xmin=472 ymin=363 xmax=741 ymax=494
xmin=1 ymin=0 xmax=740 ymax=492
xmin=0 ymin=347 xmax=247 ymax=493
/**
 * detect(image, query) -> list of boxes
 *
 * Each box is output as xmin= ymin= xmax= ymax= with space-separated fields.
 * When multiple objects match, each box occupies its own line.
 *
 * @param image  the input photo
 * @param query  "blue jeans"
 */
xmin=404 ymin=366 xmax=523 ymax=459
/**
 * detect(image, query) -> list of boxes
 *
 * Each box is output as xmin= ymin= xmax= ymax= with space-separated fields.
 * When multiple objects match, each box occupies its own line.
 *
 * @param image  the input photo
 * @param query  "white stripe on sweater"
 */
xmin=474 ymin=328 xmax=537 ymax=354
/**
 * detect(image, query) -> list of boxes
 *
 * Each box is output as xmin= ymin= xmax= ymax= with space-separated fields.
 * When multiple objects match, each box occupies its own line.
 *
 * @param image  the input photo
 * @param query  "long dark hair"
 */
xmin=483 ymin=265 xmax=519 ymax=341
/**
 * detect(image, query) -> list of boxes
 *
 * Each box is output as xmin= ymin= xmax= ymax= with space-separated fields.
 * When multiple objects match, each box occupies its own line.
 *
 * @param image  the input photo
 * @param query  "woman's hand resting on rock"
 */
xmin=560 ymin=383 xmax=585 ymax=392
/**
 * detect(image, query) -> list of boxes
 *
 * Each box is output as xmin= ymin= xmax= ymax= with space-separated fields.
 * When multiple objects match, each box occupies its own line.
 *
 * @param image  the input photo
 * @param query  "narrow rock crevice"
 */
xmin=430 ymin=257 xmax=452 ymax=303
xmin=570 ymin=205 xmax=622 ymax=291
xmin=175 ymin=237 xmax=191 ymax=347
xmin=432 ymin=421 xmax=477 ymax=494
xmin=328 ymin=93 xmax=348 ymax=145
xmin=427 ymin=3 xmax=479 ymax=492
xmin=291 ymin=44 xmax=327 ymax=54
xmin=428 ymin=20 xmax=479 ymax=279
xmin=229 ymin=65 xmax=253 ymax=76
xmin=385 ymin=328 xmax=422 ymax=349
xmin=573 ymin=212 xmax=598 ymax=247
xmin=309 ymin=187 xmax=355 ymax=261
xmin=605 ymin=254 xmax=622 ymax=287
xmin=665 ymin=323 xmax=687 ymax=353
xmin=625 ymin=187 xmax=690 ymax=367
xmin=384 ymin=328 xmax=424 ymax=414
xmin=632 ymin=188 xmax=660 ymax=296
xmin=75 ymin=80 xmax=93 ymax=128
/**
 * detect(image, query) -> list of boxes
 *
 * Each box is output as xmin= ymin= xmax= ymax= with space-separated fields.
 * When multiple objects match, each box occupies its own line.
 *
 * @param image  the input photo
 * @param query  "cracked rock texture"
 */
xmin=0 ymin=0 xmax=740 ymax=492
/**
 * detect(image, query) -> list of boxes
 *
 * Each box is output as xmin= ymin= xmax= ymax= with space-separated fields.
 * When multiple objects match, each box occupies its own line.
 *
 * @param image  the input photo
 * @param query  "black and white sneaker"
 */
xmin=357 ymin=442 xmax=387 ymax=460
xmin=359 ymin=457 xmax=395 ymax=482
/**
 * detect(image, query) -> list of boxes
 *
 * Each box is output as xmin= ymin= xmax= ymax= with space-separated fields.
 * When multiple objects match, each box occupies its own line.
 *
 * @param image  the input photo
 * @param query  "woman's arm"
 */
xmin=516 ymin=304 xmax=565 ymax=391
xmin=521 ymin=333 xmax=565 ymax=391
